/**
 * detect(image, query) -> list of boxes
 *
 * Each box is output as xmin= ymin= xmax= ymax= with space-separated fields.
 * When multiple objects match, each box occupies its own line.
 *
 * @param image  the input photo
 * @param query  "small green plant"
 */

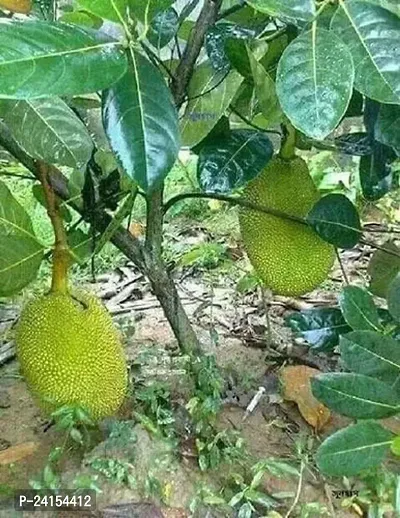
xmin=133 ymin=381 xmax=176 ymax=439
xmin=186 ymin=354 xmax=244 ymax=470
xmin=88 ymin=457 xmax=135 ymax=488
xmin=29 ymin=406 xmax=96 ymax=491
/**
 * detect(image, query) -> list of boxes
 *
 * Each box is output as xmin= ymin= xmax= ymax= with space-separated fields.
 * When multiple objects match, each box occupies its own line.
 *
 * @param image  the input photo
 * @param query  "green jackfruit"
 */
xmin=239 ymin=156 xmax=335 ymax=296
xmin=16 ymin=290 xmax=127 ymax=420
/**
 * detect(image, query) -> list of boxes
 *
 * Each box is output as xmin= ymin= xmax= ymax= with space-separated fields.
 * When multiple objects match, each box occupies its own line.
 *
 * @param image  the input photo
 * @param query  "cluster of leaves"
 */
xmin=186 ymin=354 xmax=244 ymax=471
xmin=287 ymin=279 xmax=400 ymax=476
xmin=0 ymin=0 xmax=398 ymax=298
xmin=133 ymin=381 xmax=176 ymax=440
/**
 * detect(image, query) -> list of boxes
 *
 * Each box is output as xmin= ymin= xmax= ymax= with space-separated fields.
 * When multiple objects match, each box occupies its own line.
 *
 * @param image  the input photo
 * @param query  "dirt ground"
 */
xmin=0 ymin=237 xmax=398 ymax=517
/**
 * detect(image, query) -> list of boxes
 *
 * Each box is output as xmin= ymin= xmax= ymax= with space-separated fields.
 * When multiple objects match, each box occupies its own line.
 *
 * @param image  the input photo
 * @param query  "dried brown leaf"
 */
xmin=281 ymin=365 xmax=330 ymax=430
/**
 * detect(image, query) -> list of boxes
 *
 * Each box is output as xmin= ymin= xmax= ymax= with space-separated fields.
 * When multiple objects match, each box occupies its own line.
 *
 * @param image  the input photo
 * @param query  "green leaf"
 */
xmin=388 ymin=274 xmax=400 ymax=323
xmin=0 ymin=20 xmax=127 ymax=99
xmin=0 ymin=98 xmax=93 ymax=169
xmin=248 ymin=47 xmax=282 ymax=125
xmin=331 ymin=1 xmax=400 ymax=104
xmin=246 ymin=0 xmax=315 ymax=22
xmin=340 ymin=330 xmax=400 ymax=384
xmin=102 ymin=51 xmax=179 ymax=191
xmin=276 ymin=26 xmax=354 ymax=140
xmin=180 ymin=62 xmax=243 ymax=148
xmin=368 ymin=240 xmax=400 ymax=298
xmin=197 ymin=129 xmax=273 ymax=193
xmin=0 ymin=180 xmax=39 ymax=241
xmin=147 ymin=7 xmax=178 ymax=50
xmin=76 ymin=0 xmax=127 ymax=23
xmin=130 ymin=0 xmax=173 ymax=22
xmin=285 ymin=308 xmax=351 ymax=352
xmin=0 ymin=235 xmax=44 ymax=296
xmin=376 ymin=104 xmax=400 ymax=156
xmin=311 ymin=373 xmax=400 ymax=419
xmin=59 ymin=11 xmax=103 ymax=28
xmin=306 ymin=193 xmax=361 ymax=249
xmin=339 ymin=285 xmax=383 ymax=331
xmin=316 ymin=421 xmax=394 ymax=476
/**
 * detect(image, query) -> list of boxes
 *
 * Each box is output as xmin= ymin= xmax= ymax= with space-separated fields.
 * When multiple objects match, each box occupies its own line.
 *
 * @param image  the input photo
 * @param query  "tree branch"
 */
xmin=172 ymin=0 xmax=224 ymax=107
xmin=164 ymin=191 xmax=306 ymax=225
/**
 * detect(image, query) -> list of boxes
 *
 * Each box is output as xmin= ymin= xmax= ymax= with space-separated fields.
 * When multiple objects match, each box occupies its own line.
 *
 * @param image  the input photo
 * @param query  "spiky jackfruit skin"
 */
xmin=16 ymin=290 xmax=128 ymax=420
xmin=239 ymin=156 xmax=335 ymax=296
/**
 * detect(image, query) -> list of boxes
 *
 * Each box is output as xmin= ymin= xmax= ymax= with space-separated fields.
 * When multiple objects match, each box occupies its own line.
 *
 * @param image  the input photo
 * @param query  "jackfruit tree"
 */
xmin=0 ymin=0 xmax=399 ymax=474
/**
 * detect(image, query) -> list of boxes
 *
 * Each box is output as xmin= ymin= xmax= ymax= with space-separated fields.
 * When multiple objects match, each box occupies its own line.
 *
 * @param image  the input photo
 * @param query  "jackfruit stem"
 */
xmin=37 ymin=161 xmax=70 ymax=294
xmin=279 ymin=124 xmax=296 ymax=160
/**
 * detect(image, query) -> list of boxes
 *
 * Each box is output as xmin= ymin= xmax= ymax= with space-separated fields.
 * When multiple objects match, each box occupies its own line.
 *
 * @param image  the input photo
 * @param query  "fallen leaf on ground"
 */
xmin=280 ymin=365 xmax=331 ymax=430
xmin=0 ymin=441 xmax=38 ymax=465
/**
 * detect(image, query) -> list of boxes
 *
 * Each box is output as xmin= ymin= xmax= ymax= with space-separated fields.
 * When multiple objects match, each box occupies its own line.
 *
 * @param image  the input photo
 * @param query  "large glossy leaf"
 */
xmin=285 ymin=308 xmax=351 ymax=352
xmin=339 ymin=285 xmax=382 ymax=331
xmin=388 ymin=274 xmax=400 ymax=323
xmin=376 ymin=104 xmax=400 ymax=156
xmin=248 ymin=47 xmax=282 ymax=126
xmin=331 ymin=1 xmax=400 ymax=104
xmin=247 ymin=0 xmax=315 ymax=22
xmin=306 ymin=193 xmax=362 ymax=249
xmin=0 ymin=235 xmax=44 ymax=296
xmin=311 ymin=373 xmax=400 ymax=419
xmin=180 ymin=62 xmax=243 ymax=148
xmin=316 ymin=421 xmax=394 ymax=476
xmin=102 ymin=50 xmax=179 ymax=192
xmin=340 ymin=330 xmax=400 ymax=384
xmin=197 ymin=130 xmax=273 ymax=193
xmin=0 ymin=98 xmax=93 ymax=169
xmin=276 ymin=26 xmax=354 ymax=140
xmin=0 ymin=20 xmax=127 ymax=99
xmin=77 ymin=0 xmax=127 ymax=23
xmin=368 ymin=240 xmax=400 ymax=298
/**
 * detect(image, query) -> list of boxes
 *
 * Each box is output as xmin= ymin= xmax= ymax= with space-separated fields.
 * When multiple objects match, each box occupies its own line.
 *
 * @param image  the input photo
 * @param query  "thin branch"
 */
xmin=172 ymin=0 xmax=224 ymax=107
xmin=140 ymin=42 xmax=175 ymax=80
xmin=335 ymin=248 xmax=349 ymax=285
xmin=164 ymin=191 xmax=306 ymax=225
xmin=229 ymin=104 xmax=282 ymax=135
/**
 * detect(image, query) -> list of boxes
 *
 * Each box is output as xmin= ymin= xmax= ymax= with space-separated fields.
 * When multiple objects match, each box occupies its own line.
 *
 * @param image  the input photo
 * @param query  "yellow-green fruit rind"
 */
xmin=239 ymin=156 xmax=335 ymax=296
xmin=16 ymin=290 xmax=127 ymax=420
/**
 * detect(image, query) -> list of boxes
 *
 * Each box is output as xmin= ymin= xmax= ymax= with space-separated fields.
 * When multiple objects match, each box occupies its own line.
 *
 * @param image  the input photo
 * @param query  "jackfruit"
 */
xmin=239 ymin=156 xmax=335 ymax=296
xmin=16 ymin=289 xmax=127 ymax=420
